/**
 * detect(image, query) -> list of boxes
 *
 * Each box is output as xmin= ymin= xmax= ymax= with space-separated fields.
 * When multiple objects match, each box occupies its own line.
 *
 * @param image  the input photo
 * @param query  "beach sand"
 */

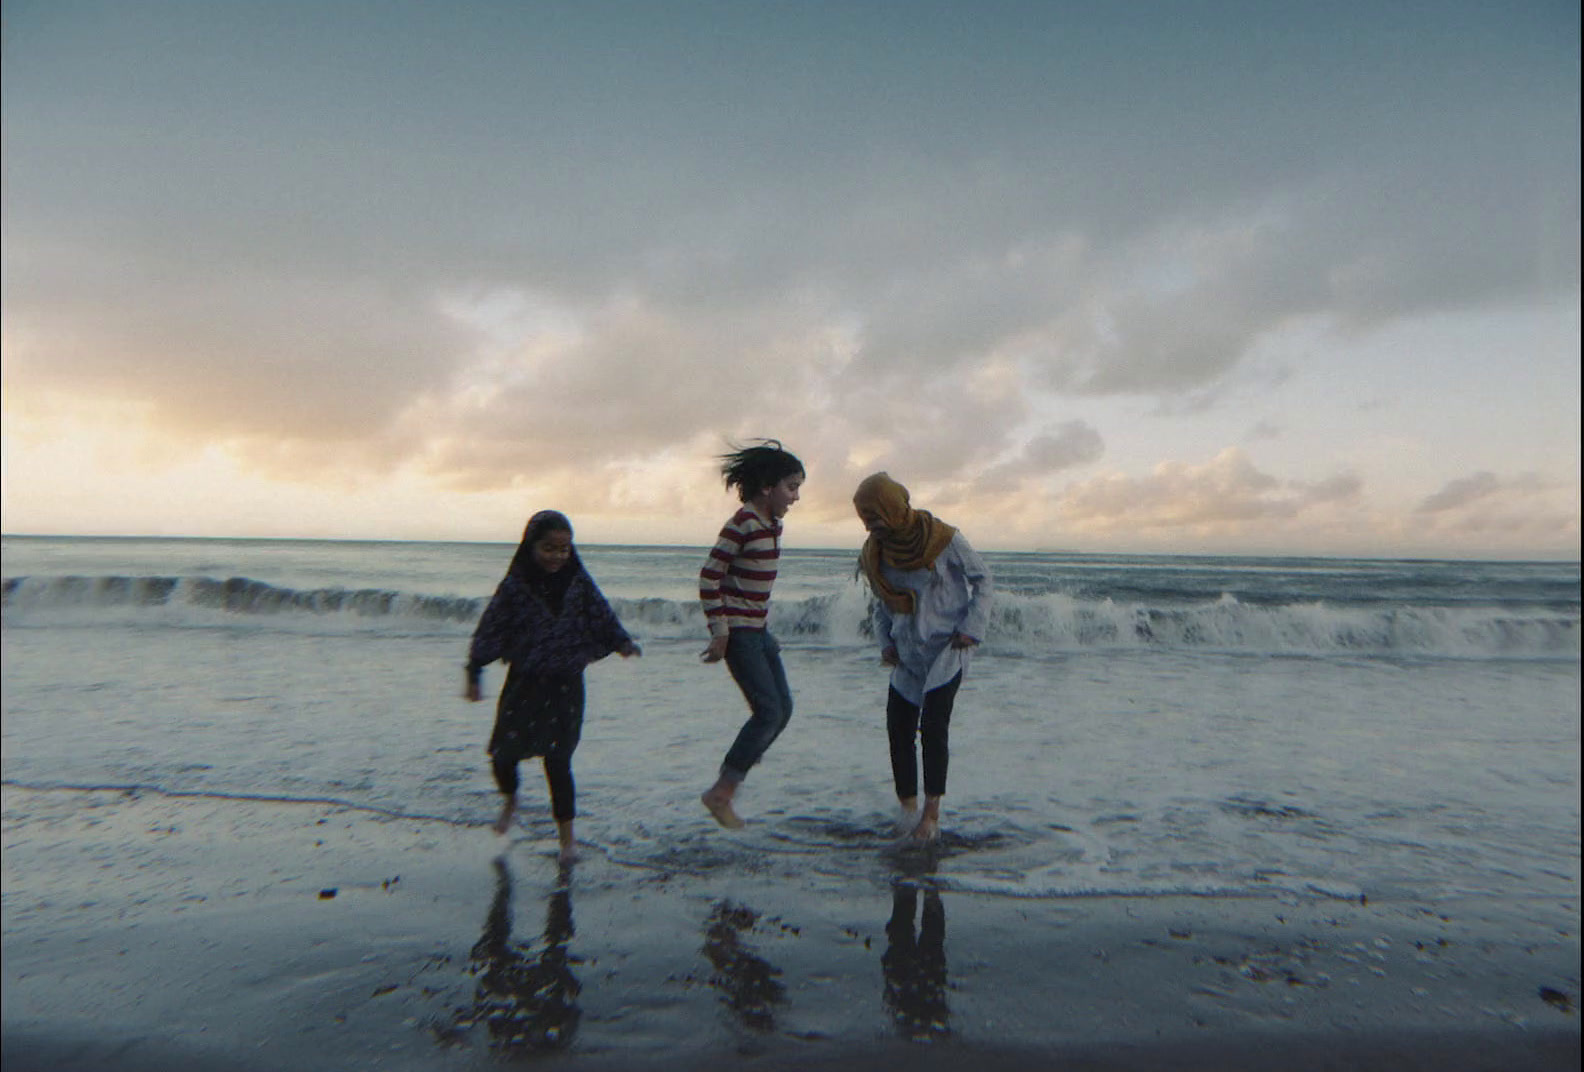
xmin=3 ymin=786 xmax=1578 ymax=1072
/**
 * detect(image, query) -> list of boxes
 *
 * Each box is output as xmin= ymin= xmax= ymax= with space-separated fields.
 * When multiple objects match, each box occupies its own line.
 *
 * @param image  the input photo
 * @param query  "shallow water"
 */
xmin=3 ymin=530 xmax=1580 ymax=1068
xmin=4 ymin=537 xmax=1578 ymax=916
xmin=3 ymin=781 xmax=1578 ymax=1072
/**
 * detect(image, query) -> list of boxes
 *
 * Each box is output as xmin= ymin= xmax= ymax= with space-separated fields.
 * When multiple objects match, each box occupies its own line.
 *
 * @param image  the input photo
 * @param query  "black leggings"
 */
xmin=492 ymin=753 xmax=576 ymax=823
xmin=886 ymin=673 xmax=962 ymax=799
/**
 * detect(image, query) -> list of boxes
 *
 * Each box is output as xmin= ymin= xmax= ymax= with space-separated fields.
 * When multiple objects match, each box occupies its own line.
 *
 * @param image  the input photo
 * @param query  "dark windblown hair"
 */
xmin=719 ymin=439 xmax=805 ymax=502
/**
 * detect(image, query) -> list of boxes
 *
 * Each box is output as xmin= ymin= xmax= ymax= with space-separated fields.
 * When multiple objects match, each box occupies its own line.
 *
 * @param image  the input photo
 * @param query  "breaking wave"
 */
xmin=4 ymin=573 xmax=1577 ymax=660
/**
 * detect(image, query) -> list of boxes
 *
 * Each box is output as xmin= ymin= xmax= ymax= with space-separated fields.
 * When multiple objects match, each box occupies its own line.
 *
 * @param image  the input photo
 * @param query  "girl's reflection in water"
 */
xmin=701 ymin=900 xmax=787 ymax=1032
xmin=882 ymin=884 xmax=951 ymax=1040
xmin=452 ymin=856 xmax=581 ymax=1053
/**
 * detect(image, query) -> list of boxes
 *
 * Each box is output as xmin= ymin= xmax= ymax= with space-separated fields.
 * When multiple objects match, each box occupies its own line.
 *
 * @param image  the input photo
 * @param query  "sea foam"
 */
xmin=4 ymin=572 xmax=1577 ymax=659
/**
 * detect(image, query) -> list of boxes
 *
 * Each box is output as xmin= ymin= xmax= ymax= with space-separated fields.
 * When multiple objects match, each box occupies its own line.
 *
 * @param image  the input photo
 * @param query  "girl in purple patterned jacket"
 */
xmin=465 ymin=510 xmax=640 ymax=862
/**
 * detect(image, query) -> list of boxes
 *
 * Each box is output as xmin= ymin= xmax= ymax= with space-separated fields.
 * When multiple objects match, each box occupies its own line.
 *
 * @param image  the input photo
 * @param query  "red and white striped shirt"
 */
xmin=699 ymin=505 xmax=781 ymax=637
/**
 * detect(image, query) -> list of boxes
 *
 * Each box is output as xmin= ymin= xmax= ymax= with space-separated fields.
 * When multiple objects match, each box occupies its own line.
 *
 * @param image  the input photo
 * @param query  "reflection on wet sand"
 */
xmin=446 ymin=857 xmax=581 ymax=1054
xmin=883 ymin=884 xmax=951 ymax=1040
xmin=701 ymin=900 xmax=787 ymax=1032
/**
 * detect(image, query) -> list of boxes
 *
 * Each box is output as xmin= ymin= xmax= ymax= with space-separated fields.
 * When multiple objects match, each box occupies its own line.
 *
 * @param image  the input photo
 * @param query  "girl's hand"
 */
xmin=464 ymin=679 xmax=482 ymax=702
xmin=881 ymin=645 xmax=901 ymax=667
xmin=700 ymin=635 xmax=729 ymax=663
xmin=950 ymin=632 xmax=980 ymax=649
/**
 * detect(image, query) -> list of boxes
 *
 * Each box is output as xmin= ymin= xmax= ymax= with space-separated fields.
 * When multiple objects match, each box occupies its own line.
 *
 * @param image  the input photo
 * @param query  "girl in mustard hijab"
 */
xmin=853 ymin=473 xmax=994 ymax=843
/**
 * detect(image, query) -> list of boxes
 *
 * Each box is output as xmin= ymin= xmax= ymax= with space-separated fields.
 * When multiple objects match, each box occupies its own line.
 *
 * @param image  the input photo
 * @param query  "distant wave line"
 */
xmin=3 ymin=572 xmax=1578 ymax=659
xmin=3 ymin=574 xmax=484 ymax=623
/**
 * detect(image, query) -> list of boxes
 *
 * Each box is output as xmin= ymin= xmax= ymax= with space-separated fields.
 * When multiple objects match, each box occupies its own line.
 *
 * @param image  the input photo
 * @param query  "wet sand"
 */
xmin=3 ymin=786 xmax=1578 ymax=1071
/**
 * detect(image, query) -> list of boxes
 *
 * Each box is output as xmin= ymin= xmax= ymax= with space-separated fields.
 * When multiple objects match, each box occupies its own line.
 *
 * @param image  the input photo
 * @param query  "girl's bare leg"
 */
xmin=910 ymin=795 xmax=942 ymax=843
xmin=897 ymin=795 xmax=920 ymax=835
xmin=701 ymin=774 xmax=745 ymax=829
xmin=492 ymin=794 xmax=518 ymax=835
xmin=556 ymin=819 xmax=579 ymax=863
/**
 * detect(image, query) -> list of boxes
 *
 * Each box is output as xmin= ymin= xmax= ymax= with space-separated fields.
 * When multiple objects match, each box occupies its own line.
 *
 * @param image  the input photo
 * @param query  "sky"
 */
xmin=2 ymin=1 xmax=1579 ymax=557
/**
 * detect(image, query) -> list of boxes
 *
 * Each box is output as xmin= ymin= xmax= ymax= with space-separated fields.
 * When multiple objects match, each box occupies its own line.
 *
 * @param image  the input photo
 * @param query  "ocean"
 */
xmin=2 ymin=534 xmax=1580 ymax=1068
xmin=3 ymin=534 xmax=1577 ymax=903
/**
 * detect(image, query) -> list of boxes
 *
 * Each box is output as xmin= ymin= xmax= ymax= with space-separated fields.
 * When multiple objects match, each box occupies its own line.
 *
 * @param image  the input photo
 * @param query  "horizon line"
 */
xmin=2 ymin=531 xmax=1578 ymax=566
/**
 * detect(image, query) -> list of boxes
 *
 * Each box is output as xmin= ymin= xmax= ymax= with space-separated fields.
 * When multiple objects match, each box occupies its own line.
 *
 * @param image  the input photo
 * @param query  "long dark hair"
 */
xmin=506 ymin=510 xmax=581 ymax=582
xmin=719 ymin=439 xmax=804 ymax=502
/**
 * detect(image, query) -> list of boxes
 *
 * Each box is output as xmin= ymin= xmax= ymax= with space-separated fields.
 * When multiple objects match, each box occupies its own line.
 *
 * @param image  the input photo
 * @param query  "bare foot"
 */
xmin=896 ymin=800 xmax=921 ymax=837
xmin=908 ymin=814 xmax=940 ymax=844
xmin=556 ymin=820 xmax=579 ymax=863
xmin=701 ymin=790 xmax=746 ymax=829
xmin=492 ymin=797 xmax=517 ymax=835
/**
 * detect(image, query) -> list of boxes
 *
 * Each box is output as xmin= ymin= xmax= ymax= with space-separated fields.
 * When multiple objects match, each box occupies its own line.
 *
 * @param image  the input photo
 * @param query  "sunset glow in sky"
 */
xmin=3 ymin=1 xmax=1579 ymax=556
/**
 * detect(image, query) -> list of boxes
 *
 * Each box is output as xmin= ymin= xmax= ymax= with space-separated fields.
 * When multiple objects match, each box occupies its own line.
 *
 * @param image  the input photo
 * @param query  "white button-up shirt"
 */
xmin=871 ymin=531 xmax=994 ymax=705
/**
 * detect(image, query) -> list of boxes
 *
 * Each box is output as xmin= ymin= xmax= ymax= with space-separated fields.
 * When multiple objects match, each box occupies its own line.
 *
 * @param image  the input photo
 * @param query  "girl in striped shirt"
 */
xmin=698 ymin=440 xmax=805 ymax=828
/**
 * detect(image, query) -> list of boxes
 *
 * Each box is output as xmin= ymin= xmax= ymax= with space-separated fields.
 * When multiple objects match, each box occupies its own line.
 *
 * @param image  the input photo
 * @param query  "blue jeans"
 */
xmin=721 ymin=628 xmax=793 ymax=782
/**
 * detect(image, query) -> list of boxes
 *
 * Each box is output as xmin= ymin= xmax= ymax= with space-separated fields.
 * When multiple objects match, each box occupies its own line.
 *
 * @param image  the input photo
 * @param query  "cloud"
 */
xmin=1409 ymin=471 xmax=1577 ymax=547
xmin=1055 ymin=448 xmax=1364 ymax=535
xmin=974 ymin=421 xmax=1106 ymax=493
xmin=3 ymin=238 xmax=470 ymax=469
xmin=1417 ymin=472 xmax=1504 ymax=513
xmin=1413 ymin=471 xmax=1557 ymax=514
xmin=1 ymin=3 xmax=1576 ymax=551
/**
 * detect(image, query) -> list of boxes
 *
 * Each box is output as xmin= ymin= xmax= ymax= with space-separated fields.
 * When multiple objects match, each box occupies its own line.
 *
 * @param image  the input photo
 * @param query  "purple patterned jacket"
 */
xmin=466 ymin=569 xmax=632 ymax=685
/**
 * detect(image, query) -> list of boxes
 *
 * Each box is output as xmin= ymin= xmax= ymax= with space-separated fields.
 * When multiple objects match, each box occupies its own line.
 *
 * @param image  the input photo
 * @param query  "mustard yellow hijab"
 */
xmin=853 ymin=472 xmax=957 ymax=614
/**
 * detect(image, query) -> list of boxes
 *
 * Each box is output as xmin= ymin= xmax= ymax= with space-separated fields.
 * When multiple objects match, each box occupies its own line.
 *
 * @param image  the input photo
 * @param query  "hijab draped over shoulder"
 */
xmin=853 ymin=473 xmax=957 ymax=614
